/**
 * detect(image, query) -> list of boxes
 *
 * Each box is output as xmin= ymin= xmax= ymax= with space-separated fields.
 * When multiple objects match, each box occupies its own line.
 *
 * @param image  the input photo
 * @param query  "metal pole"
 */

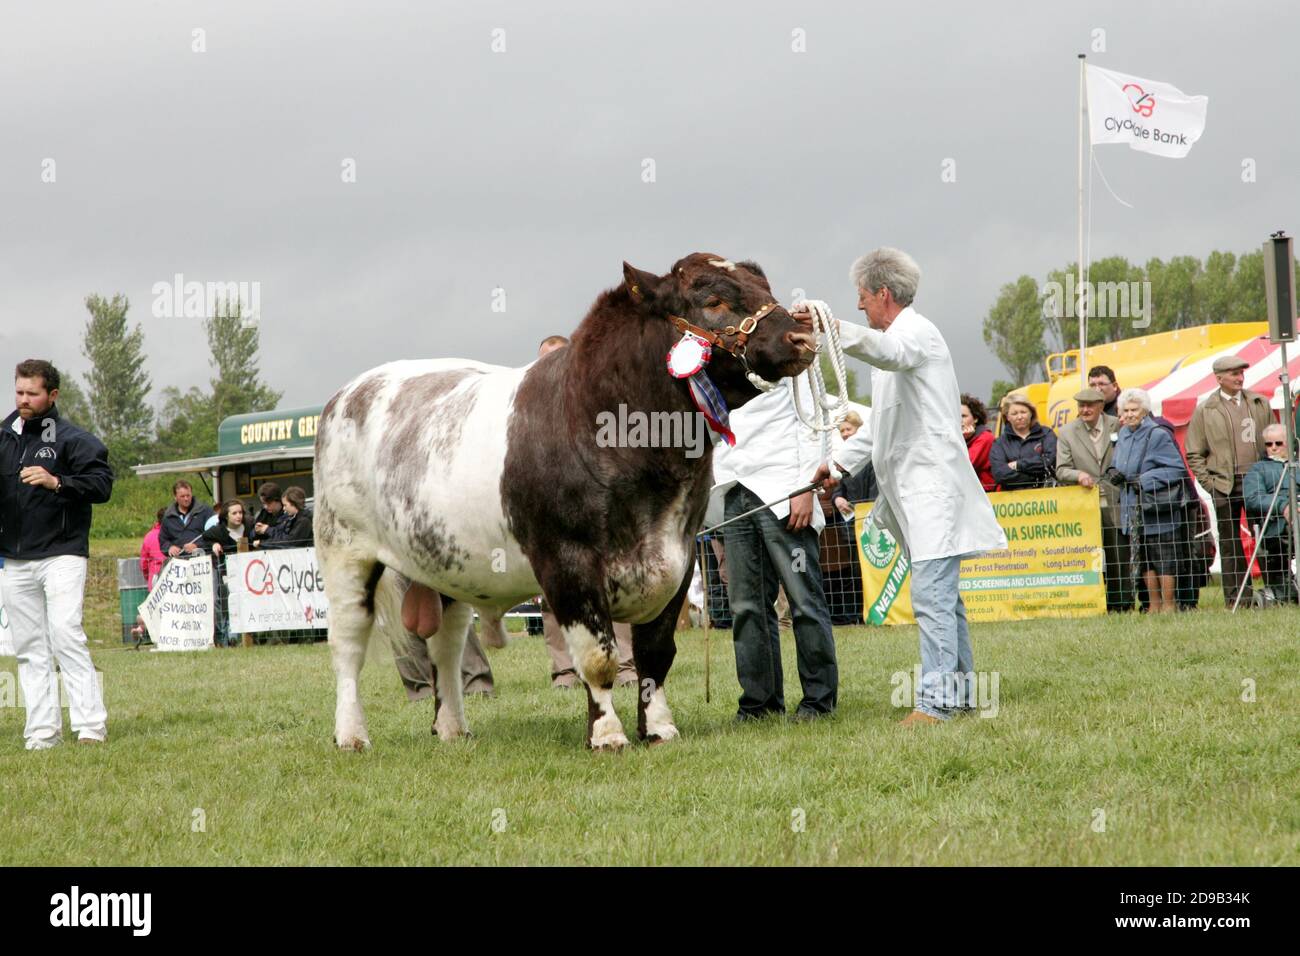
xmin=1078 ymin=53 xmax=1089 ymax=389
xmin=1281 ymin=341 xmax=1300 ymax=591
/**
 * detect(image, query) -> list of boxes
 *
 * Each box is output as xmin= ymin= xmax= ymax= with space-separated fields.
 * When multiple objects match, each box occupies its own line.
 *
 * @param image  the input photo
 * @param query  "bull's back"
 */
xmin=314 ymin=358 xmax=539 ymax=607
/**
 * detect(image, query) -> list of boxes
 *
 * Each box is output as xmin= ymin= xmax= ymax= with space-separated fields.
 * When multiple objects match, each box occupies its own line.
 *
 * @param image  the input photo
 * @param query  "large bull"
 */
xmin=314 ymin=253 xmax=816 ymax=750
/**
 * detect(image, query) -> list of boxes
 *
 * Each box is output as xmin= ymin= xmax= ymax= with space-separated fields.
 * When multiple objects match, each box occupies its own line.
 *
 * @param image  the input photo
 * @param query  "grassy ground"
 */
xmin=1 ymin=605 xmax=1297 ymax=866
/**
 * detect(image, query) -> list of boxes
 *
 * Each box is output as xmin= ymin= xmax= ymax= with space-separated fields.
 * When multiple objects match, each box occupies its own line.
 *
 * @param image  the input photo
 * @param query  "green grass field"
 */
xmin=1 ymin=606 xmax=1298 ymax=866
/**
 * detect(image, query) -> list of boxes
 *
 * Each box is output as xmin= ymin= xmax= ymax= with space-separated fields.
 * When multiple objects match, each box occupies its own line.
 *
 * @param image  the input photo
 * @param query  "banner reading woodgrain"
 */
xmin=855 ymin=486 xmax=1106 ymax=624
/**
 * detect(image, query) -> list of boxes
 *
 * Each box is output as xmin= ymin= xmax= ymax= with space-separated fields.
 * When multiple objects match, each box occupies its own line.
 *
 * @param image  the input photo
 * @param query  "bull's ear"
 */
xmin=623 ymin=262 xmax=663 ymax=306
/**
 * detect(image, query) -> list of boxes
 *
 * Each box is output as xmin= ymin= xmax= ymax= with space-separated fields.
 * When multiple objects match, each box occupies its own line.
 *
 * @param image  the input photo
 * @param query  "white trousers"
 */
xmin=1 ymin=555 xmax=108 ymax=747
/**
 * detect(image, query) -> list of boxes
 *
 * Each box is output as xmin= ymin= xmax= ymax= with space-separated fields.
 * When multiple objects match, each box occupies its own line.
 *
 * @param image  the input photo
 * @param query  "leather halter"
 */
xmin=666 ymin=302 xmax=781 ymax=359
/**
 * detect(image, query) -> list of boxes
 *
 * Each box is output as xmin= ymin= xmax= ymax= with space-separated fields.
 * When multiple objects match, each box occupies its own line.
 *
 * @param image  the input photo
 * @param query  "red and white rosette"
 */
xmin=666 ymin=332 xmax=711 ymax=379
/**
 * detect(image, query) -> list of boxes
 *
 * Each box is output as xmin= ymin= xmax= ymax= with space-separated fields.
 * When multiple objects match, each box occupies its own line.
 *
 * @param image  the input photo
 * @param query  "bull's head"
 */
xmin=622 ymin=252 xmax=817 ymax=407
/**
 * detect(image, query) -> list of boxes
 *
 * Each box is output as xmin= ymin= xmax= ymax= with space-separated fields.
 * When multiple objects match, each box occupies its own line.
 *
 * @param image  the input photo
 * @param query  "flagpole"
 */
xmin=1077 ymin=53 xmax=1088 ymax=388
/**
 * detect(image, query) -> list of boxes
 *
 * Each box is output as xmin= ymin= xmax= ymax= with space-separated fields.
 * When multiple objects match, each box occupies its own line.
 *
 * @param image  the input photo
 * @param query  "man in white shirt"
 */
xmin=709 ymin=375 xmax=838 ymax=721
xmin=806 ymin=248 xmax=1006 ymax=726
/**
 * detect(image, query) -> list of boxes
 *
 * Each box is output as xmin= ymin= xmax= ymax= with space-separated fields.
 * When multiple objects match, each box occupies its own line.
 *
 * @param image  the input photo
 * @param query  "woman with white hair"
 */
xmin=1110 ymin=387 xmax=1188 ymax=612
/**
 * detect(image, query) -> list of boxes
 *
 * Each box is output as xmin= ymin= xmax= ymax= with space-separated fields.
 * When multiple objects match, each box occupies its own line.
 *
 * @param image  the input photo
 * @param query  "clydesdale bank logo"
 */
xmin=1123 ymin=82 xmax=1155 ymax=117
xmin=50 ymin=886 xmax=151 ymax=936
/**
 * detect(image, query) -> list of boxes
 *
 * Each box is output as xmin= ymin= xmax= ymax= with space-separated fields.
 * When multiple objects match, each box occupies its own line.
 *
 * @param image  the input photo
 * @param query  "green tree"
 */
xmin=152 ymin=298 xmax=282 ymax=461
xmin=52 ymin=374 xmax=92 ymax=428
xmin=989 ymin=379 xmax=1019 ymax=409
xmin=1229 ymin=251 xmax=1267 ymax=324
xmin=1198 ymin=250 xmax=1236 ymax=324
xmin=82 ymin=293 xmax=153 ymax=471
xmin=982 ymin=275 xmax=1045 ymax=388
xmin=1144 ymin=255 xmax=1200 ymax=332
xmin=818 ymin=353 xmax=868 ymax=406
xmin=153 ymin=386 xmax=216 ymax=461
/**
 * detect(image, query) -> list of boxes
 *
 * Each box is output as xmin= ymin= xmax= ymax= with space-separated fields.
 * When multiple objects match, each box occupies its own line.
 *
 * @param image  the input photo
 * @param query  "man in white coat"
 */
xmin=804 ymin=248 xmax=1006 ymax=726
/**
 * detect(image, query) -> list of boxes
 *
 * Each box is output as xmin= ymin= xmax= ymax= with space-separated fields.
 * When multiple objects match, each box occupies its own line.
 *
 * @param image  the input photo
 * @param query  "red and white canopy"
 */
xmin=1145 ymin=335 xmax=1300 ymax=428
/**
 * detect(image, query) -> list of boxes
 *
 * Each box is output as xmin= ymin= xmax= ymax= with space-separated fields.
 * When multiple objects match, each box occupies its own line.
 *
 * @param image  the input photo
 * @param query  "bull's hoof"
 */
xmin=589 ymin=731 xmax=629 ymax=752
xmin=335 ymin=734 xmax=370 ymax=752
xmin=644 ymin=726 xmax=680 ymax=746
xmin=433 ymin=713 xmax=472 ymax=741
xmin=434 ymin=728 xmax=475 ymax=743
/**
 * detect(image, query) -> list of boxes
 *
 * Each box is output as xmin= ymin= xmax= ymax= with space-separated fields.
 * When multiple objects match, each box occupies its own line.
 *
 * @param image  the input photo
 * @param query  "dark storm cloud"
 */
xmin=1 ymin=1 xmax=1294 ymax=412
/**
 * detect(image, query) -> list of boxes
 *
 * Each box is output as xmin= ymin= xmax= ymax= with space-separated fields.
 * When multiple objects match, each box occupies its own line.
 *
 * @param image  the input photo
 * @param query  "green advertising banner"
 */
xmin=856 ymin=485 xmax=1107 ymax=624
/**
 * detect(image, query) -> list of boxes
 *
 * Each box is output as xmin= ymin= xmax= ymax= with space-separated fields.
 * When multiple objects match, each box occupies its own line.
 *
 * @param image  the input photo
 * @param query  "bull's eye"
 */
xmin=704 ymin=296 xmax=722 ymax=309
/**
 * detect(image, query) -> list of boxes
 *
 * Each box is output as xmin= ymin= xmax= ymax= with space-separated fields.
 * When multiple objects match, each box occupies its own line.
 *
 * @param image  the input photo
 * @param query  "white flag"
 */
xmin=1086 ymin=64 xmax=1208 ymax=158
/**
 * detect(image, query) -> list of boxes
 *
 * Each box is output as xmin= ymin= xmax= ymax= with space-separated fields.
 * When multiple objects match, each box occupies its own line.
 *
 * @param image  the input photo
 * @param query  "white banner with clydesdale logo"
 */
xmin=139 ymin=556 xmax=215 ymax=651
xmin=1086 ymin=64 xmax=1208 ymax=159
xmin=226 ymin=547 xmax=329 ymax=633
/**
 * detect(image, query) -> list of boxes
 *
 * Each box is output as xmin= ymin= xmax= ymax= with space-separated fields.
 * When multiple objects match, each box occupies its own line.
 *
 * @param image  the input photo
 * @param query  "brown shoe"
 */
xmin=899 ymin=710 xmax=943 ymax=728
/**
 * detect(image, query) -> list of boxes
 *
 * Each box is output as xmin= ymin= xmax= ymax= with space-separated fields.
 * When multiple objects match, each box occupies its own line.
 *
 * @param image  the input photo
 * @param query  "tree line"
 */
xmin=982 ymin=248 xmax=1299 ymax=405
xmin=54 ymin=295 xmax=281 ymax=475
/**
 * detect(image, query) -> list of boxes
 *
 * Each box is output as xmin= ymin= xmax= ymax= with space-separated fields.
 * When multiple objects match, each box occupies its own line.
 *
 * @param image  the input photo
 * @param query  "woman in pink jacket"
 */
xmin=139 ymin=507 xmax=166 ymax=590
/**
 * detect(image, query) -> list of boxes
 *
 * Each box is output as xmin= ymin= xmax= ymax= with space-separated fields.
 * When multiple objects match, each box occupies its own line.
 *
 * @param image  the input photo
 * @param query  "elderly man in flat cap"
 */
xmin=1185 ymin=355 xmax=1274 ymax=607
xmin=1057 ymin=387 xmax=1131 ymax=612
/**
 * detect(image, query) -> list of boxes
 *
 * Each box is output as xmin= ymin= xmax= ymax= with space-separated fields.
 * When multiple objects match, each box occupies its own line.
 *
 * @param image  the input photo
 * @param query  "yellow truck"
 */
xmin=1009 ymin=322 xmax=1272 ymax=433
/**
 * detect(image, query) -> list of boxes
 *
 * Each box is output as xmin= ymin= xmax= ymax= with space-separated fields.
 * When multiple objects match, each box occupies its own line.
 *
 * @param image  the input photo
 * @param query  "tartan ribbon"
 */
xmin=687 ymin=370 xmax=735 ymax=446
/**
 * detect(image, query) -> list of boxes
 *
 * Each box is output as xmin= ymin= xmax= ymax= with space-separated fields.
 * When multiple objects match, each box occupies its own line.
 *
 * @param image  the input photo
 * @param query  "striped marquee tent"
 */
xmin=1147 ymin=334 xmax=1300 ymax=435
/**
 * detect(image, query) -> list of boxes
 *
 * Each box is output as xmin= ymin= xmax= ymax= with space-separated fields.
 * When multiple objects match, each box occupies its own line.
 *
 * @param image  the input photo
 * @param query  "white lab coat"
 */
xmin=832 ymin=307 xmax=1006 ymax=561
xmin=707 ymin=375 xmax=828 ymax=532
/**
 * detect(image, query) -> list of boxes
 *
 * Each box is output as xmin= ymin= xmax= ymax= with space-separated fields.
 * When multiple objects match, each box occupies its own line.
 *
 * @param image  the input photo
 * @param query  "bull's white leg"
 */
xmin=325 ymin=553 xmax=378 ymax=751
xmin=642 ymin=684 xmax=679 ymax=743
xmin=430 ymin=601 xmax=473 ymax=741
xmin=565 ymin=624 xmax=628 ymax=750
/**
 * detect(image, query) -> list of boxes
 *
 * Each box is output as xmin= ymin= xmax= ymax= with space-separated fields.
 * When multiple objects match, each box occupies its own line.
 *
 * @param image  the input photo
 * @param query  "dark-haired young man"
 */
xmin=0 ymin=360 xmax=114 ymax=749
xmin=251 ymin=481 xmax=285 ymax=548
xmin=1088 ymin=366 xmax=1121 ymax=418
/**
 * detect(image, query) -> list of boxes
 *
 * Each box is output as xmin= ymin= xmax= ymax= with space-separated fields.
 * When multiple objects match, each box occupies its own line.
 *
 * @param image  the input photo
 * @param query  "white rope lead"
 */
xmin=745 ymin=297 xmax=852 ymax=475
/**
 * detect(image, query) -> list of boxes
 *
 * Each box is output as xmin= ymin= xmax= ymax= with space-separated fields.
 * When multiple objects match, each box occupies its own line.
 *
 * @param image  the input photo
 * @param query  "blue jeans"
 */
xmin=910 ymin=555 xmax=975 ymax=720
xmin=723 ymin=485 xmax=838 ymax=717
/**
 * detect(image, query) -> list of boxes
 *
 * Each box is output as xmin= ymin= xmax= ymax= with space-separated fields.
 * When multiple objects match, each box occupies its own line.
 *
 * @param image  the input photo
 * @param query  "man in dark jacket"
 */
xmin=0 ymin=359 xmax=113 ymax=749
xmin=158 ymin=480 xmax=216 ymax=556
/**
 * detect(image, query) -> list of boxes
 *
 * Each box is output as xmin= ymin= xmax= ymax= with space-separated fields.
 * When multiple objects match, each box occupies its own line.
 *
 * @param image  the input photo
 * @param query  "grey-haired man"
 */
xmin=804 ymin=249 xmax=1006 ymax=726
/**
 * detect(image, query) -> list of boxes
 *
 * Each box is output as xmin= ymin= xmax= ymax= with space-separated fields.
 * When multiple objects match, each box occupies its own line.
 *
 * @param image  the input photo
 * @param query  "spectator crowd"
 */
xmin=137 ymin=480 xmax=315 ymax=646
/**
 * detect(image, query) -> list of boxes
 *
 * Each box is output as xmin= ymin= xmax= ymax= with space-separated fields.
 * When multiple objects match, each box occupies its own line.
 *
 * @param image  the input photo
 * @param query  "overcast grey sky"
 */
xmin=2 ymin=1 xmax=1295 ymax=413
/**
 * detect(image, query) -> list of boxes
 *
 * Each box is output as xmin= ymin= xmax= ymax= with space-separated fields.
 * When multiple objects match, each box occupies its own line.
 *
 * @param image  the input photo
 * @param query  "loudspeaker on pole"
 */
xmin=1263 ymin=230 xmax=1296 ymax=343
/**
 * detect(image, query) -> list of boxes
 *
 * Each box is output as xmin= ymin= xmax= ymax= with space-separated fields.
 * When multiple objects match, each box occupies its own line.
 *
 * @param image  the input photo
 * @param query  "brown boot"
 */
xmin=899 ymin=710 xmax=944 ymax=728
